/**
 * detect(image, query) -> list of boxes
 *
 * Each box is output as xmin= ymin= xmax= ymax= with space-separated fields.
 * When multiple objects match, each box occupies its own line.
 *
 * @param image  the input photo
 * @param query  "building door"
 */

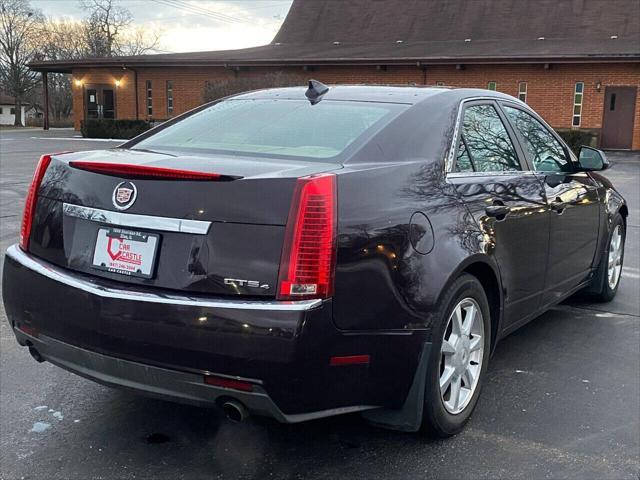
xmin=85 ymin=85 xmax=116 ymax=120
xmin=601 ymin=86 xmax=637 ymax=149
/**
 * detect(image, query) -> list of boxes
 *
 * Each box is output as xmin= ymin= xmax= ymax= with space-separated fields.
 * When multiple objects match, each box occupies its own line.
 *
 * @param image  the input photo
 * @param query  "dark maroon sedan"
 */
xmin=3 ymin=83 xmax=627 ymax=436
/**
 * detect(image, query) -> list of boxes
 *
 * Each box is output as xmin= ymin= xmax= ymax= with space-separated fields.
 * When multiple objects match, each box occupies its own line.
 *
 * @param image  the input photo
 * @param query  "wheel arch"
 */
xmin=437 ymin=255 xmax=504 ymax=353
xmin=619 ymin=204 xmax=629 ymax=225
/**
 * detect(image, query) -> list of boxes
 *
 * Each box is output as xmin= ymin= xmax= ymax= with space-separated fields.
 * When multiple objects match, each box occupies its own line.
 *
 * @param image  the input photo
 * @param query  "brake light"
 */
xmin=20 ymin=154 xmax=52 ymax=251
xmin=69 ymin=162 xmax=230 ymax=181
xmin=277 ymin=173 xmax=337 ymax=300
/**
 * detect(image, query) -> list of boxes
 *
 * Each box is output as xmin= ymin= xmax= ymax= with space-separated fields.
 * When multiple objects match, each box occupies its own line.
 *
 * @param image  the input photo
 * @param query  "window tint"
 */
xmin=503 ymin=105 xmax=569 ymax=172
xmin=460 ymin=104 xmax=520 ymax=172
xmin=455 ymin=137 xmax=474 ymax=172
xmin=134 ymin=99 xmax=406 ymax=161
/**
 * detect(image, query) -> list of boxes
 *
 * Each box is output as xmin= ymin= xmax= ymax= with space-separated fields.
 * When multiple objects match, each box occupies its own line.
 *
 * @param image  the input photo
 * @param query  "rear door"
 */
xmin=449 ymin=101 xmax=549 ymax=327
xmin=500 ymin=103 xmax=601 ymax=305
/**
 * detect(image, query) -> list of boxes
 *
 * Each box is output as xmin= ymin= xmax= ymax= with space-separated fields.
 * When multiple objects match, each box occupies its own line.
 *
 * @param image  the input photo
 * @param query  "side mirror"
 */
xmin=578 ymin=146 xmax=609 ymax=171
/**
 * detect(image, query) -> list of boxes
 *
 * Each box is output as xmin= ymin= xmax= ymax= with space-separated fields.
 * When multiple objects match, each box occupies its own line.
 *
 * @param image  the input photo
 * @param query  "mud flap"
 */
xmin=362 ymin=342 xmax=431 ymax=432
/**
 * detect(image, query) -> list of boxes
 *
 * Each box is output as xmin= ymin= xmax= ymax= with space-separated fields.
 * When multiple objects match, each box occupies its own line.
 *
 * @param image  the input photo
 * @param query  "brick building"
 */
xmin=31 ymin=0 xmax=640 ymax=149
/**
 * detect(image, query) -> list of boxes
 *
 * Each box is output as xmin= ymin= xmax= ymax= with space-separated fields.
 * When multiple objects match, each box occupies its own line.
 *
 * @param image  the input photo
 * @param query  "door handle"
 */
xmin=485 ymin=204 xmax=511 ymax=220
xmin=550 ymin=198 xmax=567 ymax=214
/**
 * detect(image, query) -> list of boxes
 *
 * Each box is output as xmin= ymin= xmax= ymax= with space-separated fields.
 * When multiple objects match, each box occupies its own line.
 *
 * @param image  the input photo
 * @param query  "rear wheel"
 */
xmin=422 ymin=274 xmax=491 ymax=437
xmin=588 ymin=213 xmax=625 ymax=302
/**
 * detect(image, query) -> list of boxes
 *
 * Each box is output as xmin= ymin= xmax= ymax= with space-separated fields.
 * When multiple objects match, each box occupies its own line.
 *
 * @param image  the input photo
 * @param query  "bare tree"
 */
xmin=0 ymin=0 xmax=44 ymax=125
xmin=36 ymin=18 xmax=89 ymax=121
xmin=117 ymin=25 xmax=160 ymax=56
xmin=81 ymin=0 xmax=130 ymax=57
xmin=80 ymin=0 xmax=159 ymax=57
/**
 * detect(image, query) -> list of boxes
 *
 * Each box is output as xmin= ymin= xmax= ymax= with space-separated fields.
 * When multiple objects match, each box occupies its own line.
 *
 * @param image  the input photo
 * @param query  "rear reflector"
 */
xmin=277 ymin=173 xmax=337 ymax=300
xmin=20 ymin=154 xmax=52 ymax=252
xmin=203 ymin=375 xmax=254 ymax=392
xmin=330 ymin=355 xmax=370 ymax=366
xmin=69 ymin=161 xmax=234 ymax=181
xmin=18 ymin=324 xmax=40 ymax=338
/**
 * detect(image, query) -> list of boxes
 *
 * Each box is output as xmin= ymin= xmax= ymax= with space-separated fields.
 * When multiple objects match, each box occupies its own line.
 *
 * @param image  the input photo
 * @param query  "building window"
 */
xmin=146 ymin=80 xmax=153 ymax=116
xmin=518 ymin=82 xmax=527 ymax=102
xmin=166 ymin=80 xmax=173 ymax=116
xmin=10 ymin=107 xmax=16 ymax=115
xmin=572 ymin=82 xmax=584 ymax=127
xmin=436 ymin=81 xmax=445 ymax=86
xmin=487 ymin=81 xmax=497 ymax=91
xmin=0 ymin=107 xmax=3 ymax=114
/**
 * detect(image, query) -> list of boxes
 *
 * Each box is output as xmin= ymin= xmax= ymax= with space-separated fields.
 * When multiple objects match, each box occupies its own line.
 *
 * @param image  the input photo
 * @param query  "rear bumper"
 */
xmin=12 ymin=328 xmax=374 ymax=423
xmin=3 ymin=245 xmax=426 ymax=421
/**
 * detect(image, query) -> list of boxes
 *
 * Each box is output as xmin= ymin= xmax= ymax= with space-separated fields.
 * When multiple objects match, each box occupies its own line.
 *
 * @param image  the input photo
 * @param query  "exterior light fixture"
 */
xmin=595 ymin=81 xmax=602 ymax=92
xmin=74 ymin=79 xmax=82 ymax=87
xmin=114 ymin=79 xmax=122 ymax=87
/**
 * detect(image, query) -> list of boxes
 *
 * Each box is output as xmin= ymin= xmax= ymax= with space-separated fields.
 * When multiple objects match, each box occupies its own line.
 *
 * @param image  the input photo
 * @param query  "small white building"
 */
xmin=0 ymin=94 xmax=26 ymax=126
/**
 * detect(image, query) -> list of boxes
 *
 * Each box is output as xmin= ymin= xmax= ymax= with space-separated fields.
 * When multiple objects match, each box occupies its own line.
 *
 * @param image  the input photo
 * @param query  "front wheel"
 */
xmin=588 ymin=213 xmax=625 ymax=302
xmin=422 ymin=274 xmax=491 ymax=437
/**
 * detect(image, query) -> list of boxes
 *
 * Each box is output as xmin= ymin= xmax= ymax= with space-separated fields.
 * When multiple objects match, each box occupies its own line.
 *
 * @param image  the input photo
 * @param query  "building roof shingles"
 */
xmin=30 ymin=0 xmax=640 ymax=72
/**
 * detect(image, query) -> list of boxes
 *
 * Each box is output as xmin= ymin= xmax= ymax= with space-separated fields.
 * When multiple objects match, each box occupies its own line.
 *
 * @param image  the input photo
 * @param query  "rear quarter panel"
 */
xmin=332 ymin=94 xmax=501 ymax=333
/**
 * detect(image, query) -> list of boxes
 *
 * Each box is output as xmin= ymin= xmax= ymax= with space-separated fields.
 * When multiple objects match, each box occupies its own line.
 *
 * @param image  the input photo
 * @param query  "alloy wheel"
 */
xmin=439 ymin=297 xmax=484 ymax=415
xmin=607 ymin=225 xmax=624 ymax=290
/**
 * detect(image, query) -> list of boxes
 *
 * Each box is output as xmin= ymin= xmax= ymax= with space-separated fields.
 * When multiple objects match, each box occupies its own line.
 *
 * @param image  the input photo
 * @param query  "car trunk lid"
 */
xmin=28 ymin=149 xmax=340 ymax=297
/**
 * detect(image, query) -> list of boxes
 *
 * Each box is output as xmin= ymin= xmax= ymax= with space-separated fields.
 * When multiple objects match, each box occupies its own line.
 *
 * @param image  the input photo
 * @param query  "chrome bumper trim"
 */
xmin=62 ymin=202 xmax=211 ymax=235
xmin=5 ymin=245 xmax=322 ymax=312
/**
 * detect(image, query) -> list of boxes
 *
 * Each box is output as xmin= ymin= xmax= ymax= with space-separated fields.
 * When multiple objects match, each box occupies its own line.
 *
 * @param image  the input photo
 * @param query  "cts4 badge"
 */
xmin=224 ymin=278 xmax=270 ymax=290
xmin=112 ymin=181 xmax=137 ymax=210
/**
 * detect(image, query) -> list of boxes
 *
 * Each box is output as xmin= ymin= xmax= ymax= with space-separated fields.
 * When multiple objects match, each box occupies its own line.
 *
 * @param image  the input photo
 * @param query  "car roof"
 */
xmin=232 ymin=85 xmax=519 ymax=105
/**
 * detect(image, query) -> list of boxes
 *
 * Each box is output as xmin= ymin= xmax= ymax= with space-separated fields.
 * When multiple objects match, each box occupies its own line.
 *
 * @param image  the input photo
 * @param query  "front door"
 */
xmin=601 ymin=86 xmax=637 ymax=150
xmin=85 ymin=85 xmax=115 ymax=120
xmin=499 ymin=102 xmax=601 ymax=306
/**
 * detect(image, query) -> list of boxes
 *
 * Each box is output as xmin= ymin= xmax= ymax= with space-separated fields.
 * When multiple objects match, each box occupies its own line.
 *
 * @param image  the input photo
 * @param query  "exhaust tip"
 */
xmin=28 ymin=346 xmax=45 ymax=363
xmin=221 ymin=400 xmax=248 ymax=423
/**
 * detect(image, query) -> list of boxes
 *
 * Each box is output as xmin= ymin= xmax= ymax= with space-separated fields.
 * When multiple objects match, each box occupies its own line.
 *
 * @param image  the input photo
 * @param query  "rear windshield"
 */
xmin=132 ymin=99 xmax=406 ymax=161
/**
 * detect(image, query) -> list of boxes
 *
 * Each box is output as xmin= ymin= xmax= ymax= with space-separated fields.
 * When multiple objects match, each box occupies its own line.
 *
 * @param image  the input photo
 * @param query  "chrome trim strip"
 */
xmin=6 ymin=245 xmax=322 ymax=312
xmin=62 ymin=203 xmax=211 ymax=235
xmin=447 ymin=170 xmax=539 ymax=179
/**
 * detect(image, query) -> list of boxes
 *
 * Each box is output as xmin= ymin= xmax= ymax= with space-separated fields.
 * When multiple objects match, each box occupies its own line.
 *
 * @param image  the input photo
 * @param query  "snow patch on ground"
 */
xmin=34 ymin=406 xmax=48 ymax=411
xmin=30 ymin=422 xmax=51 ymax=433
xmin=52 ymin=411 xmax=64 ymax=421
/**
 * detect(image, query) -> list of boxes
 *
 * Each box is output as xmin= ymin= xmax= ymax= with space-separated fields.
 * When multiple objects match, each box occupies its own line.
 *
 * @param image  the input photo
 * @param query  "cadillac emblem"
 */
xmin=112 ymin=181 xmax=137 ymax=210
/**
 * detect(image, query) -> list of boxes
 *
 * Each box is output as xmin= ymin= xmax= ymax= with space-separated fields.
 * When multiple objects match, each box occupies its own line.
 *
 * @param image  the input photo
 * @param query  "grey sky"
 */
xmin=32 ymin=0 xmax=293 ymax=53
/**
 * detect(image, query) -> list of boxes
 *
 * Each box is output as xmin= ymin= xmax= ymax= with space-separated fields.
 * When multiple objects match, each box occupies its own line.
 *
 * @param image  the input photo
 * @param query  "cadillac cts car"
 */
xmin=2 ymin=83 xmax=627 ymax=436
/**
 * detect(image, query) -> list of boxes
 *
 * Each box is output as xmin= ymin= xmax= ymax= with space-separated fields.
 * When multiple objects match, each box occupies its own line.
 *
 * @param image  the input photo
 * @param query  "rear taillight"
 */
xmin=277 ymin=173 xmax=337 ymax=300
xmin=68 ymin=162 xmax=237 ymax=181
xmin=20 ymin=154 xmax=52 ymax=251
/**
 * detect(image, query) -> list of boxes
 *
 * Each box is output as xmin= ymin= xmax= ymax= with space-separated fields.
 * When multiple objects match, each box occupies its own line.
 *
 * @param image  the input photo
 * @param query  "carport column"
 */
xmin=42 ymin=71 xmax=49 ymax=131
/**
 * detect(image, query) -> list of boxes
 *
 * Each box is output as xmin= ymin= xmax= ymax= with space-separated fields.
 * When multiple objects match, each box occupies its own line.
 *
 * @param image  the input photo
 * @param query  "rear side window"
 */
xmin=458 ymin=104 xmax=521 ymax=172
xmin=133 ymin=99 xmax=406 ymax=161
xmin=503 ymin=105 xmax=569 ymax=172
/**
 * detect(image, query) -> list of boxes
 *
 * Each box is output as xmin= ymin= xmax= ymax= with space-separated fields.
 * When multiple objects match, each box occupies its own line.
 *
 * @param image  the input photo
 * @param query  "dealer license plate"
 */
xmin=92 ymin=227 xmax=159 ymax=278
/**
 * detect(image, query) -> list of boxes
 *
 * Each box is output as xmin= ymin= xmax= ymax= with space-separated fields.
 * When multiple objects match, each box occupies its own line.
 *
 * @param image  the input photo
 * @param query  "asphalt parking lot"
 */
xmin=1 ymin=128 xmax=638 ymax=480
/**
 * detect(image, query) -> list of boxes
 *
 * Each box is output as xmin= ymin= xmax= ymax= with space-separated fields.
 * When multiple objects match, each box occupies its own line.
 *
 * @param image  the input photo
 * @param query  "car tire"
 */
xmin=588 ymin=213 xmax=625 ymax=302
xmin=421 ymin=274 xmax=491 ymax=437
